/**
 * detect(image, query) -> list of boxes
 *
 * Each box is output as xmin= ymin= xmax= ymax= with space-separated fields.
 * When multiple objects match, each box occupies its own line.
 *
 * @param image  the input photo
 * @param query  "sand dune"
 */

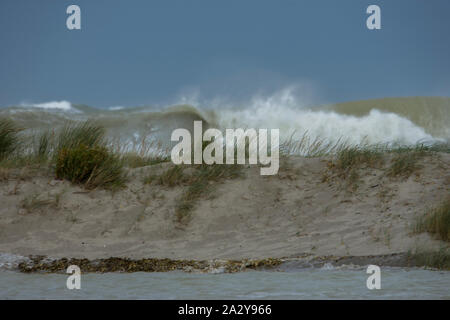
xmin=0 ymin=153 xmax=448 ymax=265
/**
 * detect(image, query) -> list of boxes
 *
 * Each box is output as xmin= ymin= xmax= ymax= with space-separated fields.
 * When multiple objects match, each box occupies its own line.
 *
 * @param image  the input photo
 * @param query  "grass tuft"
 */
xmin=334 ymin=145 xmax=385 ymax=171
xmin=56 ymin=120 xmax=105 ymax=152
xmin=0 ymin=118 xmax=21 ymax=160
xmin=155 ymin=165 xmax=188 ymax=187
xmin=36 ymin=130 xmax=53 ymax=160
xmin=82 ymin=152 xmax=127 ymax=190
xmin=175 ymin=164 xmax=242 ymax=224
xmin=54 ymin=121 xmax=126 ymax=190
xmin=280 ymin=131 xmax=348 ymax=157
xmin=407 ymin=247 xmax=450 ymax=270
xmin=325 ymin=145 xmax=385 ymax=190
xmin=145 ymin=162 xmax=242 ymax=224
xmin=56 ymin=144 xmax=106 ymax=183
xmin=387 ymin=145 xmax=430 ymax=177
xmin=415 ymin=198 xmax=450 ymax=242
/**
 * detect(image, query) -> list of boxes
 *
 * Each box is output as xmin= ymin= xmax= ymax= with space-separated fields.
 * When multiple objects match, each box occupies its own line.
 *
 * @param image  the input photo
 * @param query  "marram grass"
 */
xmin=54 ymin=122 xmax=126 ymax=190
xmin=407 ymin=247 xmax=450 ymax=270
xmin=0 ymin=118 xmax=21 ymax=160
xmin=415 ymin=198 xmax=450 ymax=242
xmin=144 ymin=163 xmax=243 ymax=224
xmin=175 ymin=164 xmax=242 ymax=224
xmin=0 ymin=118 xmax=449 ymax=192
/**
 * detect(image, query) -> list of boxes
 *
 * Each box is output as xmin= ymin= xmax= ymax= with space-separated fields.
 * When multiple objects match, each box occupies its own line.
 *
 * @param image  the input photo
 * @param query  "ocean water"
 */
xmin=1 ymin=268 xmax=449 ymax=300
xmin=1 ymin=93 xmax=449 ymax=154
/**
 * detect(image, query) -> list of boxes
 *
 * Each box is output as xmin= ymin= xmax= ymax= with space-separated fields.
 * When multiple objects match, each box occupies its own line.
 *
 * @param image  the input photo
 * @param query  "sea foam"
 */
xmin=21 ymin=100 xmax=73 ymax=111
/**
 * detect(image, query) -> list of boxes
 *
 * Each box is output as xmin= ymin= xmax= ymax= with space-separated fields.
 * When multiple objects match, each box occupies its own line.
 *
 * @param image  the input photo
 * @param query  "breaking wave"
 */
xmin=1 ymin=90 xmax=449 ymax=149
xmin=20 ymin=100 xmax=74 ymax=111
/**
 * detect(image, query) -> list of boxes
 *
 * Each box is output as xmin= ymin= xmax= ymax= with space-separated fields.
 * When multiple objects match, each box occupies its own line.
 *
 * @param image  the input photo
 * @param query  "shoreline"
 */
xmin=3 ymin=252 xmax=443 ymax=274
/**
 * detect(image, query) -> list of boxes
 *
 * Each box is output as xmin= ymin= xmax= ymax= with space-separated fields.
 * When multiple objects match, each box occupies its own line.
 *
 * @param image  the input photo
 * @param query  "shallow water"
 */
xmin=1 ymin=268 xmax=449 ymax=300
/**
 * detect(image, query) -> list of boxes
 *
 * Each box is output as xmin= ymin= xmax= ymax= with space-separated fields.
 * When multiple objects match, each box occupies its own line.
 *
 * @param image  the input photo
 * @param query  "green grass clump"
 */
xmin=407 ymin=247 xmax=450 ymax=270
xmin=56 ymin=144 xmax=104 ymax=183
xmin=56 ymin=144 xmax=125 ymax=189
xmin=35 ymin=130 xmax=53 ymax=160
xmin=0 ymin=118 xmax=21 ymax=160
xmin=334 ymin=146 xmax=384 ymax=171
xmin=415 ymin=198 xmax=450 ymax=242
xmin=155 ymin=165 xmax=188 ymax=187
xmin=387 ymin=153 xmax=422 ymax=177
xmin=325 ymin=143 xmax=439 ymax=190
xmin=326 ymin=146 xmax=384 ymax=190
xmin=387 ymin=145 xmax=430 ymax=177
xmin=56 ymin=120 xmax=105 ymax=152
xmin=145 ymin=162 xmax=242 ymax=224
xmin=55 ymin=121 xmax=126 ymax=189
xmin=0 ymin=127 xmax=55 ymax=169
xmin=81 ymin=152 xmax=127 ymax=190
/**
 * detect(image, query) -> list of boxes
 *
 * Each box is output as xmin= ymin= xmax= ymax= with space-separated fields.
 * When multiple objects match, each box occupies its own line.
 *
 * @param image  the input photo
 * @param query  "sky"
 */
xmin=0 ymin=0 xmax=449 ymax=108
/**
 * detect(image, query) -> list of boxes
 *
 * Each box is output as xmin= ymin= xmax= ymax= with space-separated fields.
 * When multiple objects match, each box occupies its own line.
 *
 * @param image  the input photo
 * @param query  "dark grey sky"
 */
xmin=1 ymin=0 xmax=449 ymax=108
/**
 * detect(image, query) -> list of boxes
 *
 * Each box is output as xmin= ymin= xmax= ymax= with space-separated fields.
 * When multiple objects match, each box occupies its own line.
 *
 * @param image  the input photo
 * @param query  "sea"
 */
xmin=1 ymin=267 xmax=449 ymax=299
xmin=1 ymin=93 xmax=449 ymax=300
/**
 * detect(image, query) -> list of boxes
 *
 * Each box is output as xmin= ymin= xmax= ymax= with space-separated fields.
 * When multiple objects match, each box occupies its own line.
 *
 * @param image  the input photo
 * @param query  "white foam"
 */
xmin=108 ymin=106 xmax=125 ymax=111
xmin=0 ymin=253 xmax=30 ymax=270
xmin=208 ymin=88 xmax=439 ymax=146
xmin=22 ymin=100 xmax=72 ymax=111
xmin=320 ymin=263 xmax=335 ymax=270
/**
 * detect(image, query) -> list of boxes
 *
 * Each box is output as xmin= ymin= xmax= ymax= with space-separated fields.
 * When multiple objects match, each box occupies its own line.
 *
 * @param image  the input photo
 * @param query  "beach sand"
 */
xmin=0 ymin=153 xmax=449 ymax=264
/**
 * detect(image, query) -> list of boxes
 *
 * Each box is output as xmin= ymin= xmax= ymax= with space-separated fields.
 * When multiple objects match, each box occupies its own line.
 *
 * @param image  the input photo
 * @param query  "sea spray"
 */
xmin=1 ymin=93 xmax=448 ymax=155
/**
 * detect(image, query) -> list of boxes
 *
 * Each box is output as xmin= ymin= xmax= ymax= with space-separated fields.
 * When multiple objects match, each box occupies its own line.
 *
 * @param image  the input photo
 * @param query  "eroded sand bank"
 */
xmin=0 ymin=154 xmax=449 ymax=268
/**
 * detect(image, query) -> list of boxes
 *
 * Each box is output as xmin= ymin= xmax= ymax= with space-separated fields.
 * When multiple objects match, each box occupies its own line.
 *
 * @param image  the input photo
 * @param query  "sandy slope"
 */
xmin=0 ymin=154 xmax=449 ymax=261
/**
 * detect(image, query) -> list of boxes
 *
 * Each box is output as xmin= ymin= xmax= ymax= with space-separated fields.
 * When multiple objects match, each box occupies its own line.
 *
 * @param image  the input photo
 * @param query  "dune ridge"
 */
xmin=0 ymin=152 xmax=448 ymax=268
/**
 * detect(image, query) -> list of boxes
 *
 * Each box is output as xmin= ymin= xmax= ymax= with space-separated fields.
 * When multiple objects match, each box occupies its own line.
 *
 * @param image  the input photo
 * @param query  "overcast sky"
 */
xmin=1 ymin=0 xmax=449 ymax=108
